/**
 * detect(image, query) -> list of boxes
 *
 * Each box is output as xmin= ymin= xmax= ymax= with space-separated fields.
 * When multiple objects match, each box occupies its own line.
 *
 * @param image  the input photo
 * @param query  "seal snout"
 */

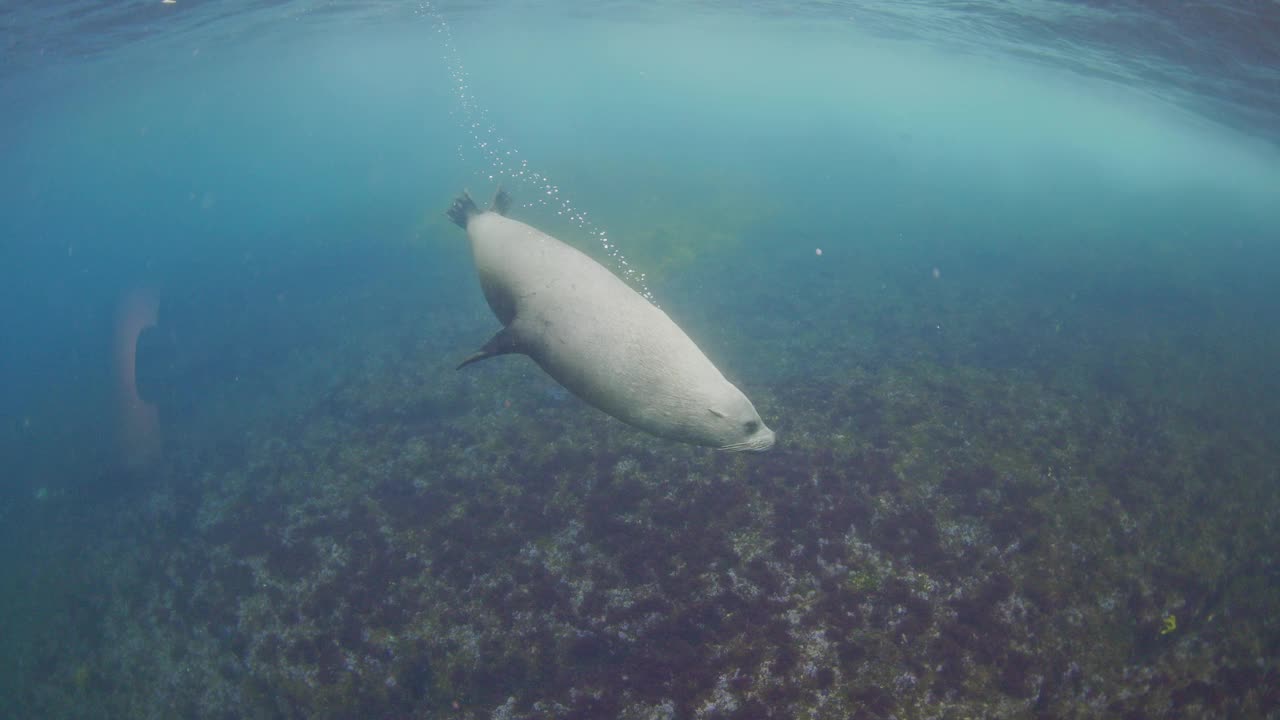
xmin=751 ymin=427 xmax=777 ymax=452
xmin=723 ymin=425 xmax=776 ymax=452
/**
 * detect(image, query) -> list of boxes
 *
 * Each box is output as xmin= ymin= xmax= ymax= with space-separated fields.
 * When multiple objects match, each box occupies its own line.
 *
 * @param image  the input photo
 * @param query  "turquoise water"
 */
xmin=2 ymin=2 xmax=1279 ymax=717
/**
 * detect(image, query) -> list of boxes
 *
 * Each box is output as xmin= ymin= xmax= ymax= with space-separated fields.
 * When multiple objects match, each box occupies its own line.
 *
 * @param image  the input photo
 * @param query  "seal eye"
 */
xmin=744 ymin=420 xmax=759 ymax=434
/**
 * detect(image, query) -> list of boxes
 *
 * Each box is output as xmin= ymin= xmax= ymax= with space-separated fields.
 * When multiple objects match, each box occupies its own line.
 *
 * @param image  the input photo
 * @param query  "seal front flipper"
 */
xmin=457 ymin=326 xmax=523 ymax=369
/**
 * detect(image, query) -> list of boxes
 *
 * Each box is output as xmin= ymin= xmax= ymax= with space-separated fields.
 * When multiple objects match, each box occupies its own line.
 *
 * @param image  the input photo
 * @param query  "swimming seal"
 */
xmin=448 ymin=189 xmax=775 ymax=452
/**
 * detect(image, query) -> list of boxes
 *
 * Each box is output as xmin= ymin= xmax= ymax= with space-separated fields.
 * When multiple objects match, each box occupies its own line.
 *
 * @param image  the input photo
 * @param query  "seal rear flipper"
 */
xmin=457 ymin=326 xmax=523 ymax=369
xmin=446 ymin=191 xmax=480 ymax=228
xmin=491 ymin=187 xmax=512 ymax=216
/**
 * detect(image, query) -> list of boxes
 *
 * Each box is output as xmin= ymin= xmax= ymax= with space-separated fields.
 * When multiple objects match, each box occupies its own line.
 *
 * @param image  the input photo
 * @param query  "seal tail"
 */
xmin=491 ymin=187 xmax=512 ymax=216
xmin=446 ymin=191 xmax=480 ymax=228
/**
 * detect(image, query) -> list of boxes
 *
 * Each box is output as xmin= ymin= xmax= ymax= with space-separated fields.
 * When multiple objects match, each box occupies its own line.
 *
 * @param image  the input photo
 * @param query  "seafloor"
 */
xmin=3 ymin=229 xmax=1278 ymax=719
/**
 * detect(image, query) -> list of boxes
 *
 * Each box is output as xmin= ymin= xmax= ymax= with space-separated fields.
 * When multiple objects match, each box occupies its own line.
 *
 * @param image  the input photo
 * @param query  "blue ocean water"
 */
xmin=2 ymin=1 xmax=1279 ymax=717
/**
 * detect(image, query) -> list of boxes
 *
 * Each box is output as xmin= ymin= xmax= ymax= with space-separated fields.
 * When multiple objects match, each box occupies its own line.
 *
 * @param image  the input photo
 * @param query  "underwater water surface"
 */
xmin=2 ymin=1 xmax=1279 ymax=717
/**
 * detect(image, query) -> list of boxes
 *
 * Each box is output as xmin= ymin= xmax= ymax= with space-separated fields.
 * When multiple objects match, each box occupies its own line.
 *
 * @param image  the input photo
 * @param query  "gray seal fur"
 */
xmin=448 ymin=189 xmax=775 ymax=452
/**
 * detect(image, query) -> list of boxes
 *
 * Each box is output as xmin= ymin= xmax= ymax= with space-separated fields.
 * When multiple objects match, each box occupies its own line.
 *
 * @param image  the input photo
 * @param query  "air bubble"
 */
xmin=421 ymin=0 xmax=652 ymax=300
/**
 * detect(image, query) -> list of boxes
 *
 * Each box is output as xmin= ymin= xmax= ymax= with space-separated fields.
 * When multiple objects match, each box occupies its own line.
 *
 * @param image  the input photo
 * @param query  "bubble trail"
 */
xmin=416 ymin=2 xmax=653 ymax=300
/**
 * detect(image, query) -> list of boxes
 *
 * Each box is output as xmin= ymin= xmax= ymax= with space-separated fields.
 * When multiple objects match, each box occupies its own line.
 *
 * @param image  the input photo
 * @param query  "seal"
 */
xmin=448 ymin=189 xmax=775 ymax=451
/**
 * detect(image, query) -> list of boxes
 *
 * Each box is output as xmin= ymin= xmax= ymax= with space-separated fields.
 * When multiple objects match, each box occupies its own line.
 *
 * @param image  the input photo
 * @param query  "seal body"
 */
xmin=449 ymin=190 xmax=774 ymax=452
